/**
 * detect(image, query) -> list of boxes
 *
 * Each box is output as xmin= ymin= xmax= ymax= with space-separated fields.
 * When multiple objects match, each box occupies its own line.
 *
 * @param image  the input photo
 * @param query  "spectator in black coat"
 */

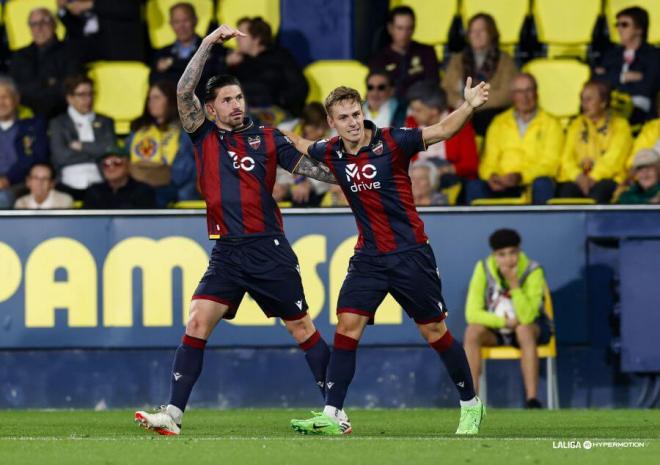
xmin=84 ymin=146 xmax=155 ymax=209
xmin=226 ymin=17 xmax=308 ymax=118
xmin=369 ymin=6 xmax=439 ymax=99
xmin=594 ymin=6 xmax=660 ymax=125
xmin=9 ymin=8 xmax=81 ymax=119
xmin=57 ymin=0 xmax=147 ymax=62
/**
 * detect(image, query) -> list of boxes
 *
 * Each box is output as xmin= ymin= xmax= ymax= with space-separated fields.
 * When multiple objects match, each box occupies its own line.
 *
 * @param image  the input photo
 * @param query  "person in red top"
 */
xmin=406 ymin=81 xmax=478 ymax=203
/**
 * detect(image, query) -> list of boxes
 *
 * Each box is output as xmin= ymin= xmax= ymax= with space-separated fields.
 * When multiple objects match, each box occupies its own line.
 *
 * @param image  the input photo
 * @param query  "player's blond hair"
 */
xmin=324 ymin=86 xmax=362 ymax=117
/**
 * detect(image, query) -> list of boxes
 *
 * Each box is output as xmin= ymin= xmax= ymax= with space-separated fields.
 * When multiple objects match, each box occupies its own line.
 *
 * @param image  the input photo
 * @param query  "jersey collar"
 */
xmin=215 ymin=117 xmax=254 ymax=135
xmin=338 ymin=120 xmax=381 ymax=155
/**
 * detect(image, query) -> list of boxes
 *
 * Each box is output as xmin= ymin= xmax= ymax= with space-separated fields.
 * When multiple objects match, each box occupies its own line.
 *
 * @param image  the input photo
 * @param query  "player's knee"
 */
xmin=418 ymin=320 xmax=447 ymax=343
xmin=284 ymin=317 xmax=315 ymax=343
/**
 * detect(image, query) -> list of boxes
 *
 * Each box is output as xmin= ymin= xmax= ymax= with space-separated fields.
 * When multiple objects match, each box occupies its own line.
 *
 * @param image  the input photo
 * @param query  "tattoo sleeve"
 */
xmin=293 ymin=156 xmax=338 ymax=184
xmin=177 ymin=41 xmax=213 ymax=133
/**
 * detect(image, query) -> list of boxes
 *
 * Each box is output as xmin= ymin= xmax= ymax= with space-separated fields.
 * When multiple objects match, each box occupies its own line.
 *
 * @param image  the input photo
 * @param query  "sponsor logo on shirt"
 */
xmin=345 ymin=163 xmax=381 ymax=192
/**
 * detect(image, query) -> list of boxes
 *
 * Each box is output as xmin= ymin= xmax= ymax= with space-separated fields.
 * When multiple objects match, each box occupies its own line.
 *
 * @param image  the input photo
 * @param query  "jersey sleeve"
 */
xmin=307 ymin=138 xmax=330 ymax=162
xmin=274 ymin=130 xmax=304 ymax=172
xmin=389 ymin=127 xmax=426 ymax=158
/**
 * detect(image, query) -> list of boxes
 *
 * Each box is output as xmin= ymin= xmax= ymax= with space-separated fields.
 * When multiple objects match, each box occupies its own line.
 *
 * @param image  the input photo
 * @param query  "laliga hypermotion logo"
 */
xmin=228 ymin=150 xmax=255 ymax=171
xmin=345 ymin=163 xmax=381 ymax=192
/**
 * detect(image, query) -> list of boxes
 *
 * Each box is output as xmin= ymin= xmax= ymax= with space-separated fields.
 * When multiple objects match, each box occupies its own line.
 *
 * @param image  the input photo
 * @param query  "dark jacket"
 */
xmin=9 ymin=40 xmax=81 ymax=119
xmin=617 ymin=182 xmax=660 ymax=204
xmin=369 ymin=41 xmax=439 ymax=98
xmin=49 ymin=112 xmax=116 ymax=172
xmin=2 ymin=118 xmax=49 ymax=185
xmin=59 ymin=0 xmax=146 ymax=62
xmin=83 ymin=177 xmax=155 ymax=209
xmin=229 ymin=47 xmax=309 ymax=116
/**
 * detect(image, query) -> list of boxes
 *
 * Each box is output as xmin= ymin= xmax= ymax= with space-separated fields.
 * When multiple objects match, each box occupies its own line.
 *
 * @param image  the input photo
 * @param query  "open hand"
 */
xmin=204 ymin=24 xmax=246 ymax=45
xmin=463 ymin=77 xmax=490 ymax=109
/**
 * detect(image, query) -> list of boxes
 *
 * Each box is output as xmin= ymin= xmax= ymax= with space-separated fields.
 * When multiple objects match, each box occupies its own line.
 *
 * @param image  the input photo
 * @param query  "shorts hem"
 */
xmin=414 ymin=313 xmax=447 ymax=325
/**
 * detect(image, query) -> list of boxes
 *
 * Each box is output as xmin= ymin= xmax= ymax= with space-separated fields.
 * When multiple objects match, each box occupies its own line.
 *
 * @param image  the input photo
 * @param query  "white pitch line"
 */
xmin=0 ymin=437 xmax=656 ymax=442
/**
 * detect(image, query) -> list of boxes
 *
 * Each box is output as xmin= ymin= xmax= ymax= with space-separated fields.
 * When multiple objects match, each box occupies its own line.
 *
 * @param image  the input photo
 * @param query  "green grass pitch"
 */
xmin=1 ymin=409 xmax=657 ymax=465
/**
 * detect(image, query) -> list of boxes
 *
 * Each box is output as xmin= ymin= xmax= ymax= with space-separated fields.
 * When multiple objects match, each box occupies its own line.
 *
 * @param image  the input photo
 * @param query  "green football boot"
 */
xmin=290 ymin=411 xmax=352 ymax=435
xmin=455 ymin=397 xmax=486 ymax=435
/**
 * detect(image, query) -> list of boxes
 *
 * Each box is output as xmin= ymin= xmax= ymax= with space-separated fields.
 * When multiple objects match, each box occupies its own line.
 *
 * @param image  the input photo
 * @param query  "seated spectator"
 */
xmin=14 ymin=163 xmax=73 ymax=209
xmin=410 ymin=159 xmax=447 ymax=206
xmin=150 ymin=2 xmax=225 ymax=89
xmin=406 ymin=81 xmax=478 ymax=192
xmin=593 ymin=6 xmax=659 ymax=125
xmin=557 ymin=81 xmax=632 ymax=204
xmin=57 ymin=0 xmax=146 ymax=62
xmin=83 ymin=146 xmax=155 ymax=209
xmin=466 ymin=73 xmax=563 ymax=205
xmin=441 ymin=13 xmax=518 ymax=135
xmin=617 ymin=149 xmax=660 ymax=204
xmin=227 ymin=17 xmax=308 ymax=120
xmin=9 ymin=8 xmax=81 ymax=119
xmin=0 ymin=77 xmax=49 ymax=209
xmin=628 ymin=100 xmax=660 ymax=168
xmin=362 ymin=70 xmax=406 ymax=128
xmin=289 ymin=103 xmax=332 ymax=207
xmin=50 ymin=75 xmax=115 ymax=199
xmin=463 ymin=229 xmax=552 ymax=409
xmin=127 ymin=81 xmax=197 ymax=208
xmin=369 ymin=6 xmax=439 ymax=98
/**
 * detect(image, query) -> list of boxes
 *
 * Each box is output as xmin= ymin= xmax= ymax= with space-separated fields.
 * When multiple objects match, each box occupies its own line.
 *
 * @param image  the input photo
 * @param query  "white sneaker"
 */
xmin=134 ymin=406 xmax=181 ymax=436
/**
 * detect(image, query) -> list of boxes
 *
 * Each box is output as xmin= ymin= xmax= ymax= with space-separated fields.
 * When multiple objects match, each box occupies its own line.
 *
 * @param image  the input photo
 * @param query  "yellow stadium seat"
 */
xmin=479 ymin=286 xmax=559 ymax=409
xmin=441 ymin=182 xmax=462 ymax=206
xmin=461 ymin=0 xmax=529 ymax=47
xmin=217 ymin=0 xmax=280 ymax=49
xmin=471 ymin=197 xmax=528 ymax=206
xmin=534 ymin=0 xmax=601 ymax=59
xmin=606 ymin=0 xmax=660 ymax=44
xmin=4 ymin=0 xmax=66 ymax=51
xmin=523 ymin=59 xmax=590 ymax=119
xmin=547 ymin=198 xmax=596 ymax=205
xmin=390 ymin=0 xmax=457 ymax=46
xmin=173 ymin=200 xmax=206 ymax=209
xmin=88 ymin=62 xmax=150 ymax=135
xmin=146 ymin=0 xmax=214 ymax=49
xmin=304 ymin=60 xmax=369 ymax=104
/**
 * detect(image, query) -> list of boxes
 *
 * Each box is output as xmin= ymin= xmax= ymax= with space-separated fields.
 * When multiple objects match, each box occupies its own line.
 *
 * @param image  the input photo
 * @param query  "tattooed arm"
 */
xmin=177 ymin=25 xmax=244 ymax=133
xmin=293 ymin=156 xmax=338 ymax=184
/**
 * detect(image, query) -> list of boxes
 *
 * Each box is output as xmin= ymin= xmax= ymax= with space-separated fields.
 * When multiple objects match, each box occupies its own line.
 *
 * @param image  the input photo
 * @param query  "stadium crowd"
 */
xmin=0 ymin=1 xmax=658 ymax=209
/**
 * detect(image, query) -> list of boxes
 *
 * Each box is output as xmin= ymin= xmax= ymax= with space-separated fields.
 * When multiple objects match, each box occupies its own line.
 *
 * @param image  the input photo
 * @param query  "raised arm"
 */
xmin=177 ymin=25 xmax=244 ymax=133
xmin=293 ymin=156 xmax=337 ymax=184
xmin=422 ymin=77 xmax=490 ymax=146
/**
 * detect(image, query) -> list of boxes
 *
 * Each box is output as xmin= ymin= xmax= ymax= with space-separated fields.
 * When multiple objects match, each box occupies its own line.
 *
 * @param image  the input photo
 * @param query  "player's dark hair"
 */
xmin=131 ymin=80 xmax=178 ymax=132
xmin=169 ymin=2 xmax=197 ymax=21
xmin=406 ymin=80 xmax=447 ymax=112
xmin=204 ymin=74 xmax=243 ymax=103
xmin=246 ymin=17 xmax=273 ymax=48
xmin=388 ymin=5 xmax=415 ymax=25
xmin=617 ymin=6 xmax=649 ymax=43
xmin=324 ymin=86 xmax=362 ymax=116
xmin=582 ymin=79 xmax=612 ymax=109
xmin=489 ymin=229 xmax=522 ymax=251
xmin=467 ymin=13 xmax=500 ymax=48
xmin=366 ymin=69 xmax=394 ymax=88
xmin=63 ymin=75 xmax=94 ymax=96
xmin=28 ymin=162 xmax=55 ymax=181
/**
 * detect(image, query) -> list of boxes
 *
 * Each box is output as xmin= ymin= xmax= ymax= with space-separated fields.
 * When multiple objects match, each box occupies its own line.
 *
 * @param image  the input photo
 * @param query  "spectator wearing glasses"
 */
xmin=362 ymin=70 xmax=406 ymax=128
xmin=9 ymin=8 xmax=81 ymax=119
xmin=49 ymin=75 xmax=115 ymax=200
xmin=83 ymin=146 xmax=155 ymax=209
xmin=594 ymin=6 xmax=660 ymax=125
xmin=14 ymin=163 xmax=73 ymax=209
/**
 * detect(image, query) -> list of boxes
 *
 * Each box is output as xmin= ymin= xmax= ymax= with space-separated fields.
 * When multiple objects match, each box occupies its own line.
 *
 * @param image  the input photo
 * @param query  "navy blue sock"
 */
xmin=325 ymin=333 xmax=359 ymax=410
xmin=168 ymin=334 xmax=206 ymax=413
xmin=431 ymin=330 xmax=476 ymax=401
xmin=299 ymin=330 xmax=331 ymax=398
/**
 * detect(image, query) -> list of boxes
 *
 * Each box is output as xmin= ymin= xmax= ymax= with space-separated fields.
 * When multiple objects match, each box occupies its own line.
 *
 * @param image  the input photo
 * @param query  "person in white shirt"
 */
xmin=14 ymin=163 xmax=73 ymax=209
xmin=49 ymin=75 xmax=115 ymax=199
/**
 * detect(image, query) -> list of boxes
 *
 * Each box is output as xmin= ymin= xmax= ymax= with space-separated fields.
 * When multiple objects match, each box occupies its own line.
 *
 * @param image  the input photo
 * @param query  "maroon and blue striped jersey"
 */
xmin=308 ymin=120 xmax=429 ymax=255
xmin=189 ymin=118 xmax=303 ymax=239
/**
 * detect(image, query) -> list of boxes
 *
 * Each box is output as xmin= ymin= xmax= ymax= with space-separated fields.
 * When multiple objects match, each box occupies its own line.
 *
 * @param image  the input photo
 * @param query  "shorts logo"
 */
xmin=248 ymin=136 xmax=261 ymax=150
xmin=327 ymin=382 xmax=335 ymax=390
xmin=228 ymin=150 xmax=255 ymax=172
xmin=295 ymin=300 xmax=303 ymax=310
xmin=173 ymin=372 xmax=182 ymax=381
xmin=345 ymin=163 xmax=380 ymax=192
xmin=372 ymin=141 xmax=384 ymax=155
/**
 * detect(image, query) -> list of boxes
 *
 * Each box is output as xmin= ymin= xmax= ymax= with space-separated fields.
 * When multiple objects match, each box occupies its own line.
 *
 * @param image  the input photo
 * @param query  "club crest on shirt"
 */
xmin=248 ymin=135 xmax=261 ymax=150
xmin=372 ymin=141 xmax=384 ymax=155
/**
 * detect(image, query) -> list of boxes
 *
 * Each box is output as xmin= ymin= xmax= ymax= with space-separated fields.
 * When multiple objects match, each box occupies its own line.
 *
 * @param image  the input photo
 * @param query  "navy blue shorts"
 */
xmin=193 ymin=235 xmax=308 ymax=321
xmin=337 ymin=244 xmax=448 ymax=324
xmin=490 ymin=315 xmax=553 ymax=347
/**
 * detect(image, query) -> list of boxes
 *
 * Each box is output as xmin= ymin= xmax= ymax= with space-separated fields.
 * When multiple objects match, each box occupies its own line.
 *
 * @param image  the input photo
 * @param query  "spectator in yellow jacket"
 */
xmin=628 ymin=115 xmax=660 ymax=169
xmin=464 ymin=229 xmax=552 ymax=409
xmin=557 ymin=81 xmax=632 ymax=203
xmin=465 ymin=73 xmax=563 ymax=205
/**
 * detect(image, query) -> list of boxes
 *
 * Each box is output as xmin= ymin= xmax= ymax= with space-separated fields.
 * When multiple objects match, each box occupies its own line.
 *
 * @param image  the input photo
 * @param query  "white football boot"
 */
xmin=134 ymin=406 xmax=181 ymax=436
